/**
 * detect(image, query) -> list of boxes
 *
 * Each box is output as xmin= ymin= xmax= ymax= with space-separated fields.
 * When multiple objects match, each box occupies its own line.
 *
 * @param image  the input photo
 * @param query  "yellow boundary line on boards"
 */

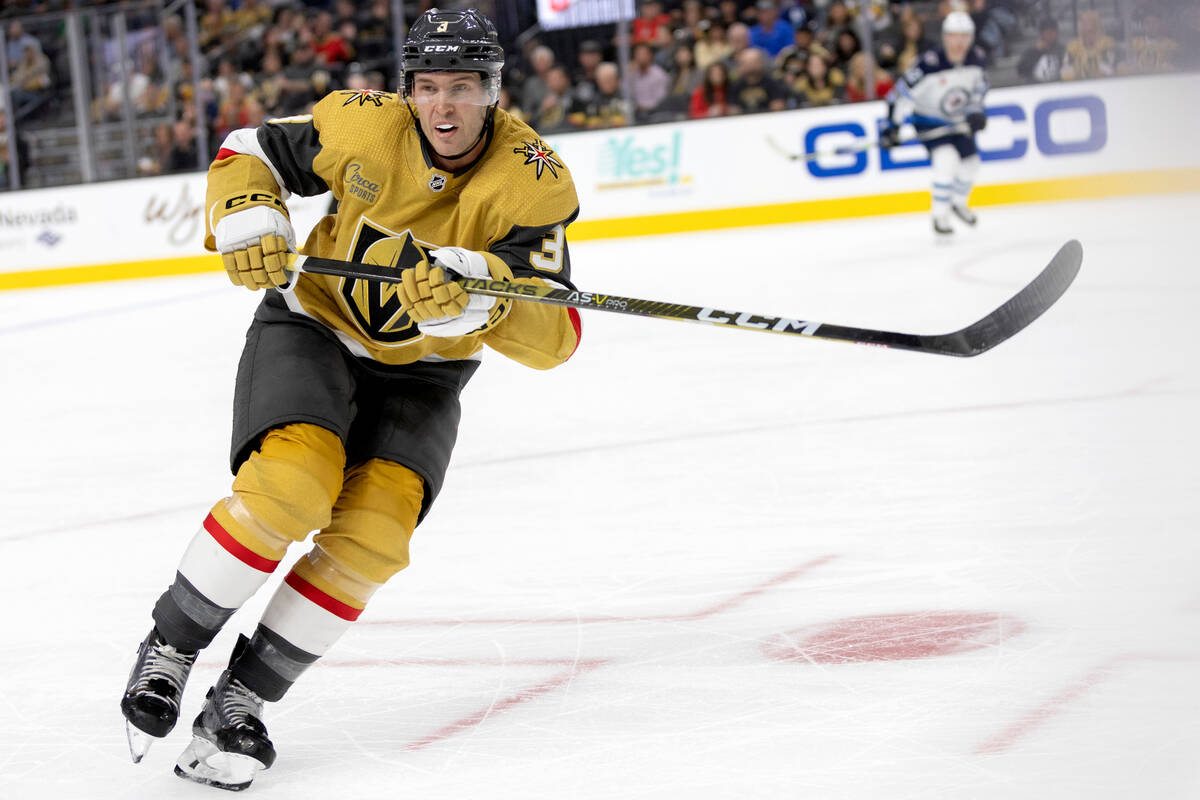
xmin=2 ymin=166 xmax=1198 ymax=292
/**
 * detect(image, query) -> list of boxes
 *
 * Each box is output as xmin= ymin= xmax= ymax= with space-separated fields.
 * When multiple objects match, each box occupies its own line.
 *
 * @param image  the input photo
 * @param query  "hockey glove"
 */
xmin=880 ymin=123 xmax=917 ymax=148
xmin=398 ymin=247 xmax=513 ymax=338
xmin=213 ymin=198 xmax=297 ymax=291
xmin=966 ymin=111 xmax=987 ymax=132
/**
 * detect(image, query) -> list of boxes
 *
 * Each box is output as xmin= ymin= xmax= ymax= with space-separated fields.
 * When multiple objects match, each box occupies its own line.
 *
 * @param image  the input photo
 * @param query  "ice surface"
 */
xmin=1 ymin=194 xmax=1198 ymax=799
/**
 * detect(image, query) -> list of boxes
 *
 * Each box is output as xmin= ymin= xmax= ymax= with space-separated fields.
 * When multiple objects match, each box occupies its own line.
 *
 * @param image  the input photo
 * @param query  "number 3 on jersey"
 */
xmin=530 ymin=224 xmax=565 ymax=273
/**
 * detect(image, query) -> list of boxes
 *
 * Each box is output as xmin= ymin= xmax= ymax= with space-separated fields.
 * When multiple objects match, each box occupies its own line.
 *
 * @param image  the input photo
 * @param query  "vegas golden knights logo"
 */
xmin=342 ymin=222 xmax=436 ymax=343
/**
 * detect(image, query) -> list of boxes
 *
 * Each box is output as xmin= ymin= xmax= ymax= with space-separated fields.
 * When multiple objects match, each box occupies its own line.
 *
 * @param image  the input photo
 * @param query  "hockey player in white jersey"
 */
xmin=883 ymin=11 xmax=989 ymax=235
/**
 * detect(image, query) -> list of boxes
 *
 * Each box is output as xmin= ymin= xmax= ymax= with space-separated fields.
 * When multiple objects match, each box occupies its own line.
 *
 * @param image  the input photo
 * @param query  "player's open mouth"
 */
xmin=434 ymin=124 xmax=457 ymax=136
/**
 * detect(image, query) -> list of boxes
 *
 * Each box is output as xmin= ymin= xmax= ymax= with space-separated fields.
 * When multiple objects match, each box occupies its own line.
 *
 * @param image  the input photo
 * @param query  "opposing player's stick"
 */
xmin=767 ymin=123 xmax=969 ymax=162
xmin=293 ymin=239 xmax=1081 ymax=358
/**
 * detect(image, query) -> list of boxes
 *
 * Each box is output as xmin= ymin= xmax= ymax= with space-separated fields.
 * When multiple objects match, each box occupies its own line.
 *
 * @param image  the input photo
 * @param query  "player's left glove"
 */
xmin=398 ymin=247 xmax=513 ymax=338
xmin=966 ymin=111 xmax=987 ymax=132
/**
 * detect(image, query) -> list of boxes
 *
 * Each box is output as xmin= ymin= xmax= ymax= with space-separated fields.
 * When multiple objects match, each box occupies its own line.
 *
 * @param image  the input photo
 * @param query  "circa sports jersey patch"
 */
xmin=513 ymin=140 xmax=563 ymax=180
xmin=344 ymin=163 xmax=381 ymax=203
xmin=339 ymin=89 xmax=388 ymax=107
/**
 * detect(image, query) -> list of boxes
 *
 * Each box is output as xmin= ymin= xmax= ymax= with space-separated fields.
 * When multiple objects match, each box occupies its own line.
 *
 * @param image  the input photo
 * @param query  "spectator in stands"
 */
xmin=724 ymin=22 xmax=752 ymax=73
xmin=568 ymin=61 xmax=629 ymax=129
xmin=729 ymin=47 xmax=788 ymax=113
xmin=1121 ymin=9 xmax=1179 ymax=74
xmin=1061 ymin=10 xmax=1117 ymax=80
xmin=630 ymin=41 xmax=671 ymax=121
xmin=9 ymin=40 xmax=51 ymax=120
xmin=877 ymin=12 xmax=932 ymax=72
xmin=831 ymin=28 xmax=862 ymax=72
xmin=521 ymin=45 xmax=557 ymax=124
xmin=198 ymin=0 xmax=234 ymax=51
xmin=355 ymin=0 xmax=393 ymax=66
xmin=694 ymin=21 xmax=734 ymax=70
xmin=633 ymin=0 xmax=672 ymax=46
xmin=165 ymin=116 xmax=199 ymax=173
xmin=233 ymin=0 xmax=272 ymax=36
xmin=776 ymin=21 xmax=826 ymax=69
xmin=534 ymin=65 xmax=574 ymax=132
xmin=717 ymin=0 xmax=744 ymax=27
xmin=968 ymin=0 xmax=1015 ymax=62
xmin=820 ymin=2 xmax=854 ymax=52
xmin=497 ymin=86 xmax=528 ymax=124
xmin=311 ymin=11 xmax=353 ymax=66
xmin=280 ymin=44 xmax=321 ymax=111
xmin=749 ymin=0 xmax=795 ymax=57
xmin=1017 ymin=18 xmax=1065 ymax=83
xmin=668 ymin=43 xmax=704 ymax=99
xmin=843 ymin=51 xmax=892 ymax=101
xmin=6 ymin=20 xmax=42 ymax=67
xmin=571 ymin=40 xmax=604 ymax=107
xmin=791 ymin=52 xmax=844 ymax=107
xmin=689 ymin=60 xmax=733 ymax=118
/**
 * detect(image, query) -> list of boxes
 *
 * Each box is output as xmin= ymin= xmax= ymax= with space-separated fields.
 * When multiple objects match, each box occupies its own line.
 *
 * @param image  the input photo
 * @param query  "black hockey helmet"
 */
xmin=402 ymin=8 xmax=505 ymax=94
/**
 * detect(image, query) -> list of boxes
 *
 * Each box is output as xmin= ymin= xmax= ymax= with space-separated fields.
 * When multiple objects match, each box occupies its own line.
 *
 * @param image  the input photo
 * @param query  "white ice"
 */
xmin=1 ymin=193 xmax=1198 ymax=799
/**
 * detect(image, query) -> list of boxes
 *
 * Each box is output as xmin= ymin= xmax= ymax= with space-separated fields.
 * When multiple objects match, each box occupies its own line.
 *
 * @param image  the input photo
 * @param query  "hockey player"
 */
xmin=882 ymin=11 xmax=989 ymax=235
xmin=120 ymin=8 xmax=581 ymax=791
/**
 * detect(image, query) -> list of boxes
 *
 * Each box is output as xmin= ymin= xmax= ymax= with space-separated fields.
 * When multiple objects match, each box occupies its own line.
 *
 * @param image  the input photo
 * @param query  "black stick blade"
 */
xmin=919 ymin=239 xmax=1083 ymax=357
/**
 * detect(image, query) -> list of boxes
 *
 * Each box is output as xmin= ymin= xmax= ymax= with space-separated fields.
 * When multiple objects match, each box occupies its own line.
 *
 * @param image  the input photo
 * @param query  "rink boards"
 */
xmin=0 ymin=72 xmax=1196 ymax=290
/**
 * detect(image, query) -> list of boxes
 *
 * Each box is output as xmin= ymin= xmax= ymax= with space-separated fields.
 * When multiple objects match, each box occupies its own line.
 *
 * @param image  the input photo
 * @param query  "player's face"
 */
xmin=412 ymin=72 xmax=491 ymax=162
xmin=943 ymin=32 xmax=972 ymax=63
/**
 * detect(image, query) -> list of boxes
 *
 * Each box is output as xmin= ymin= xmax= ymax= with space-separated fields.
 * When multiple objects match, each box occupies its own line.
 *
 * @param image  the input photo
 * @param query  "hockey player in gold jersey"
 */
xmin=120 ymin=9 xmax=581 ymax=791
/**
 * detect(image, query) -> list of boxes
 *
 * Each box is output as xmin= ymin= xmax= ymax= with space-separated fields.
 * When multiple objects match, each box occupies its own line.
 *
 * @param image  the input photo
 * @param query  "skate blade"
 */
xmin=174 ymin=734 xmax=264 ymax=792
xmin=125 ymin=720 xmax=158 ymax=764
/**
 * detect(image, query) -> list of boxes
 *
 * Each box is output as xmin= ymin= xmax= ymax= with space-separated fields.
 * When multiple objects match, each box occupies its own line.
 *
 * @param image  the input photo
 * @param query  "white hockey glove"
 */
xmin=398 ymin=247 xmax=512 ymax=338
xmin=213 ymin=203 xmax=297 ymax=291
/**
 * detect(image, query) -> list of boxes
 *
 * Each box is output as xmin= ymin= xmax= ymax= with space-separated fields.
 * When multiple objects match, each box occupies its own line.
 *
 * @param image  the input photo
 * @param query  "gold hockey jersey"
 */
xmin=204 ymin=89 xmax=581 ymax=369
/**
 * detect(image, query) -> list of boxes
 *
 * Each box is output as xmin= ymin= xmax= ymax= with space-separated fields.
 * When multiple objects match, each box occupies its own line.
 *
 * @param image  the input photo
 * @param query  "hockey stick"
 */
xmin=292 ymin=239 xmax=1081 ymax=357
xmin=767 ymin=123 xmax=968 ymax=162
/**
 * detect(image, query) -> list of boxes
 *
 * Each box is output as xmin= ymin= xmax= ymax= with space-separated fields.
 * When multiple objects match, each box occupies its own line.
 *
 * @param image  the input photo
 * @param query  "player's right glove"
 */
xmin=966 ymin=111 xmax=987 ymax=132
xmin=212 ymin=195 xmax=297 ymax=291
xmin=398 ymin=247 xmax=513 ymax=338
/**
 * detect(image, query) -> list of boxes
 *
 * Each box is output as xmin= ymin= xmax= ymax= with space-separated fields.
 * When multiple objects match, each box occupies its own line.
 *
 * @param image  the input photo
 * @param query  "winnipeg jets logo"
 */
xmin=339 ymin=89 xmax=388 ymax=107
xmin=513 ymin=140 xmax=562 ymax=180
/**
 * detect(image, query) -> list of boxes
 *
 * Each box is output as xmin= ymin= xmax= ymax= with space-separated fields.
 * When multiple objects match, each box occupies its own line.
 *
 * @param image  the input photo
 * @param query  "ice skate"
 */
xmin=121 ymin=627 xmax=198 ymax=763
xmin=932 ymin=216 xmax=954 ymax=236
xmin=175 ymin=646 xmax=276 ymax=792
xmin=952 ymin=204 xmax=978 ymax=226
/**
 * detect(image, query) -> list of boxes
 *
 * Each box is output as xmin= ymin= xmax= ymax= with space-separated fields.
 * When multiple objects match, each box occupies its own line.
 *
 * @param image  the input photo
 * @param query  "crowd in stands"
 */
xmin=1 ymin=0 xmax=1197 ymax=188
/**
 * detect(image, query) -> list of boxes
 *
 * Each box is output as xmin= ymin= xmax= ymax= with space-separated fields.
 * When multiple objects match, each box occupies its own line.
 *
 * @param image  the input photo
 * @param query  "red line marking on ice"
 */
xmin=400 ymin=659 xmax=611 ymax=752
xmin=975 ymin=651 xmax=1199 ymax=755
xmin=359 ymin=554 xmax=838 ymax=628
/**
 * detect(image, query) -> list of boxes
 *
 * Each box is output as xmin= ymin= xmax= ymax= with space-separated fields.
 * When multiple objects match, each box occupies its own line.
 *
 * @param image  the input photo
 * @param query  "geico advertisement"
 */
xmin=552 ymin=72 xmax=1199 ymax=220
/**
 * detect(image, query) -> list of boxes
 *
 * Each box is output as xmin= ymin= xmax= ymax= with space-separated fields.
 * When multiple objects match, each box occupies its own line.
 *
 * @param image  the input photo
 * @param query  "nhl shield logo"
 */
xmin=428 ymin=173 xmax=447 ymax=192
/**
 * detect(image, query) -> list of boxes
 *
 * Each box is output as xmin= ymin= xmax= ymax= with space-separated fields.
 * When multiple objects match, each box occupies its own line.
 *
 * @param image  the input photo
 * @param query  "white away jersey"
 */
xmin=888 ymin=47 xmax=989 ymax=127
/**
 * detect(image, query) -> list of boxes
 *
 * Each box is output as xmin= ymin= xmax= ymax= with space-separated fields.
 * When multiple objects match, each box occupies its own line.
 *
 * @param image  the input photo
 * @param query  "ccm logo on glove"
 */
xmin=224 ymin=193 xmax=289 ymax=212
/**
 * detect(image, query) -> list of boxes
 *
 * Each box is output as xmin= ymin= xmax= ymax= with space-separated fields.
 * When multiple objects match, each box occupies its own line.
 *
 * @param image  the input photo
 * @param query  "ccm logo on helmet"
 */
xmin=423 ymin=44 xmax=460 ymax=52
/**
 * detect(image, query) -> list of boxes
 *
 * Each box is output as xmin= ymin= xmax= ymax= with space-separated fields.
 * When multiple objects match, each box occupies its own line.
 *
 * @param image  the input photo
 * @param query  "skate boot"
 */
xmin=951 ymin=204 xmax=978 ymax=226
xmin=121 ymin=627 xmax=198 ymax=762
xmin=932 ymin=216 xmax=954 ymax=236
xmin=175 ymin=638 xmax=276 ymax=791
